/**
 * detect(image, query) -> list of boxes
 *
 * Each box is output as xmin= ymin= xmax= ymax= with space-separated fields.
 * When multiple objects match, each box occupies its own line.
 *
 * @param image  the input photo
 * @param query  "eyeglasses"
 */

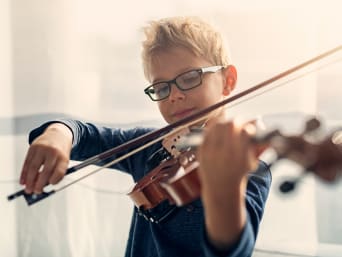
xmin=144 ymin=66 xmax=224 ymax=101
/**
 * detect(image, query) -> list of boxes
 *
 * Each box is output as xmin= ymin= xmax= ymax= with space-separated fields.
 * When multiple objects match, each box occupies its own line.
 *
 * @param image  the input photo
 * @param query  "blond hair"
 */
xmin=141 ymin=16 xmax=230 ymax=81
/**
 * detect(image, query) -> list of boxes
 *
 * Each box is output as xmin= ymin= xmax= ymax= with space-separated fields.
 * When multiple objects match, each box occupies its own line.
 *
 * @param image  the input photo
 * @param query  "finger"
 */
xmin=20 ymin=147 xmax=36 ymax=185
xmin=199 ymin=123 xmax=229 ymax=166
xmin=240 ymin=124 xmax=260 ymax=172
xmin=243 ymin=122 xmax=256 ymax=137
xmin=242 ymin=123 xmax=268 ymax=157
xmin=49 ymin=156 xmax=69 ymax=185
xmin=33 ymin=157 xmax=57 ymax=194
xmin=24 ymin=153 xmax=45 ymax=194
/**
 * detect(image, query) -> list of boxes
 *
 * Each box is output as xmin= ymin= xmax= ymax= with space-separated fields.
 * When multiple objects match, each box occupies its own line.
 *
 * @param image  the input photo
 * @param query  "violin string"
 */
xmin=226 ymin=56 xmax=342 ymax=110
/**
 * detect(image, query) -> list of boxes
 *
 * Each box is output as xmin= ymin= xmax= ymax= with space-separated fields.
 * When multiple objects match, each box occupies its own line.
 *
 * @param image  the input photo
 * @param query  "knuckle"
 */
xmin=50 ymin=164 xmax=67 ymax=184
xmin=49 ymin=171 xmax=64 ymax=184
xmin=55 ymin=168 xmax=66 ymax=177
xmin=32 ymin=141 xmax=61 ymax=155
xmin=44 ymin=146 xmax=61 ymax=156
xmin=29 ymin=163 xmax=42 ymax=172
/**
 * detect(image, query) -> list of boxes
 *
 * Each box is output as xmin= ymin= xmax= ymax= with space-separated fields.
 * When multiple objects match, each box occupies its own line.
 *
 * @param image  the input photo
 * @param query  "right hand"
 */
xmin=20 ymin=123 xmax=73 ymax=194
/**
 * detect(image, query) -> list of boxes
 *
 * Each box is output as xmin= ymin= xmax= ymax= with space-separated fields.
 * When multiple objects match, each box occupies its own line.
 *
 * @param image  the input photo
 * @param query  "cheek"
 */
xmin=158 ymin=103 xmax=171 ymax=123
xmin=198 ymin=83 xmax=224 ymax=104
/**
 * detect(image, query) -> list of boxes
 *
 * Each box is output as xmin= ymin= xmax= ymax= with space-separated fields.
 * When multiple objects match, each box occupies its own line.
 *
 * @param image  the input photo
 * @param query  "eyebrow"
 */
xmin=152 ymin=66 xmax=198 ymax=84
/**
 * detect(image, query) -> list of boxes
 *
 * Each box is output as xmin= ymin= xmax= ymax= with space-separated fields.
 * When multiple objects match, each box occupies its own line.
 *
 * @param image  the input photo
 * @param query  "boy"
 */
xmin=20 ymin=16 xmax=271 ymax=257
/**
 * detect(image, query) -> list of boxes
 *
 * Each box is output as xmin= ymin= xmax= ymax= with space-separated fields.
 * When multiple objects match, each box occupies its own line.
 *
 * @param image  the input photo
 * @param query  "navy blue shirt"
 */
xmin=29 ymin=119 xmax=272 ymax=257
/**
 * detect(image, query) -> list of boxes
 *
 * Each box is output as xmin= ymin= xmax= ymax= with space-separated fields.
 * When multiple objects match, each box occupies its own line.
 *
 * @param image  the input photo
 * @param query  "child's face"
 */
xmin=148 ymin=47 xmax=233 ymax=124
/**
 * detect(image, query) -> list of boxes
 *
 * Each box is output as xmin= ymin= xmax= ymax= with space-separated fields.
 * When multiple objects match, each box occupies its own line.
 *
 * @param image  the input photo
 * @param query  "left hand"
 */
xmin=196 ymin=118 xmax=260 ymax=250
xmin=197 ymin=118 xmax=259 ymax=197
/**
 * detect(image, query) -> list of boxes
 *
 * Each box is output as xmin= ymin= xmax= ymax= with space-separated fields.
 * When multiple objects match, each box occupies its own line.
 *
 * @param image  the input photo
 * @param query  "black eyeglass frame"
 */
xmin=144 ymin=65 xmax=224 ymax=101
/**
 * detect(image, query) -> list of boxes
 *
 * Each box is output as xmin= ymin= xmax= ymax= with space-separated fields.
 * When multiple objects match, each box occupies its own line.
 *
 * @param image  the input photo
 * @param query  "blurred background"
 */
xmin=1 ymin=0 xmax=341 ymax=256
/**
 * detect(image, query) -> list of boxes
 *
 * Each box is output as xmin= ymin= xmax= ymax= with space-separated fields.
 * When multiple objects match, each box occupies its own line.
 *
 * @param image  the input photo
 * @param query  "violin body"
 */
xmin=128 ymin=150 xmax=201 ymax=210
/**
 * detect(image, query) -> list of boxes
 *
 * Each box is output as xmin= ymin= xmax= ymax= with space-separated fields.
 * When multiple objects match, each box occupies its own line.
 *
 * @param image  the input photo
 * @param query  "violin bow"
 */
xmin=7 ymin=45 xmax=342 ymax=205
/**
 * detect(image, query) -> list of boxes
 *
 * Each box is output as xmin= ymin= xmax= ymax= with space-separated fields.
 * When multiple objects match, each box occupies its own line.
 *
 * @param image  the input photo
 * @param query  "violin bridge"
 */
xmin=162 ymin=127 xmax=191 ymax=157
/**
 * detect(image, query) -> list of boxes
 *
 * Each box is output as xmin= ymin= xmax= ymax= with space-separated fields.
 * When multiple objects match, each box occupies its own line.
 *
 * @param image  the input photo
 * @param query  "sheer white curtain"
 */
xmin=1 ymin=0 xmax=342 ymax=256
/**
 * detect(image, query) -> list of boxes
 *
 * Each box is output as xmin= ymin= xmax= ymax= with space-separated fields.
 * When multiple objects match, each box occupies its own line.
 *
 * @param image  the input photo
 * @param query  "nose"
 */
xmin=168 ymin=83 xmax=185 ymax=102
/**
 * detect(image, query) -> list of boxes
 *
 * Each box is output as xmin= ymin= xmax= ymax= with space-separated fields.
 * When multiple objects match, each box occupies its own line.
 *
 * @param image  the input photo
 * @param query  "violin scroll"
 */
xmin=269 ymin=118 xmax=341 ymax=180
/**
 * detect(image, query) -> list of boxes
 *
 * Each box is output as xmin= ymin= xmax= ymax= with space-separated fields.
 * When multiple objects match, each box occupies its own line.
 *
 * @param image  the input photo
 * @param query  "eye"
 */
xmin=154 ymin=83 xmax=169 ymax=96
xmin=177 ymin=71 xmax=200 ymax=88
xmin=147 ymin=88 xmax=155 ymax=94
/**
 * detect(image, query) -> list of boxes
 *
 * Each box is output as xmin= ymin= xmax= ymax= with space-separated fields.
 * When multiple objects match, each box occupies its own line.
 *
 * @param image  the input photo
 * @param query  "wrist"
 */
xmin=202 ymin=178 xmax=247 ymax=250
xmin=202 ymin=175 xmax=247 ymax=205
xmin=47 ymin=123 xmax=72 ymax=138
xmin=46 ymin=123 xmax=73 ymax=150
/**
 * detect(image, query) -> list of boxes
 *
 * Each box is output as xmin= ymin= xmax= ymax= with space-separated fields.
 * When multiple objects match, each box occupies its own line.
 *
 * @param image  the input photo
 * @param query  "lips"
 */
xmin=172 ymin=108 xmax=196 ymax=119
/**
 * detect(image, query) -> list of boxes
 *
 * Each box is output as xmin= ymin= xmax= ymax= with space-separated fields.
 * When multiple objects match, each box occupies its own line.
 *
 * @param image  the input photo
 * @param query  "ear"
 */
xmin=222 ymin=65 xmax=237 ymax=96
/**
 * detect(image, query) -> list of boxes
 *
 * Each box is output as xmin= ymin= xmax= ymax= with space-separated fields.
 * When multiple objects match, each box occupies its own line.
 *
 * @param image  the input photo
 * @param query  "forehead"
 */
xmin=148 ymin=47 xmax=212 ymax=83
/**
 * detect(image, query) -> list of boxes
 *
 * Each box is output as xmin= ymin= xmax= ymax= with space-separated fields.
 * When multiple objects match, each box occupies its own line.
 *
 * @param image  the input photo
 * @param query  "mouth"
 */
xmin=172 ymin=108 xmax=196 ymax=120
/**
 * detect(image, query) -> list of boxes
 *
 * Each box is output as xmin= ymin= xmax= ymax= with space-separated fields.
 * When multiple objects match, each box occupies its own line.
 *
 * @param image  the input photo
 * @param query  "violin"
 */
xmin=128 ymin=117 xmax=342 ymax=210
xmin=7 ymin=45 xmax=342 ymax=207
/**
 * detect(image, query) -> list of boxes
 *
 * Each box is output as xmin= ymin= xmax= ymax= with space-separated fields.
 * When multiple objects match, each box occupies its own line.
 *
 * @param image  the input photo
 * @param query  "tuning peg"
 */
xmin=304 ymin=117 xmax=321 ymax=134
xmin=279 ymin=170 xmax=309 ymax=193
xmin=279 ymin=180 xmax=297 ymax=193
xmin=332 ymin=130 xmax=342 ymax=145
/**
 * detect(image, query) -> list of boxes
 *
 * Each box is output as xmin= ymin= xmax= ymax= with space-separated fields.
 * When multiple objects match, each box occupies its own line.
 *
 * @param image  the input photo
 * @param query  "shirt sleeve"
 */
xmin=202 ymin=160 xmax=272 ymax=257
